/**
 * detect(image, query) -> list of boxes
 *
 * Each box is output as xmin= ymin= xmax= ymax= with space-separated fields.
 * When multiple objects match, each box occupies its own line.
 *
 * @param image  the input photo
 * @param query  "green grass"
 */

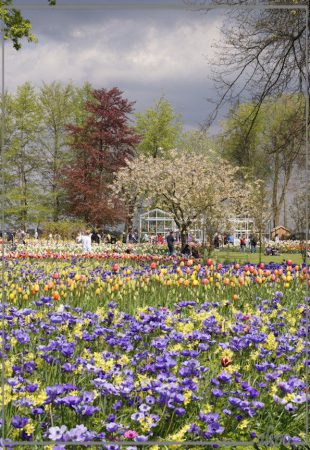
xmin=214 ymin=249 xmax=303 ymax=265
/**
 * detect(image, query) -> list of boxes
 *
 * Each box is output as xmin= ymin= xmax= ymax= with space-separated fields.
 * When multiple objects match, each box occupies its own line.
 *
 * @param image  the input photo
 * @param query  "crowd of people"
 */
xmin=4 ymin=226 xmax=284 ymax=259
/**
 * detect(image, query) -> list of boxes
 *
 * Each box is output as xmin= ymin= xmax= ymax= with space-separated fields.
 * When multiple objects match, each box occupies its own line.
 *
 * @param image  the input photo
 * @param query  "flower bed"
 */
xmin=2 ymin=256 xmax=308 ymax=448
xmin=3 ymin=293 xmax=307 ymax=448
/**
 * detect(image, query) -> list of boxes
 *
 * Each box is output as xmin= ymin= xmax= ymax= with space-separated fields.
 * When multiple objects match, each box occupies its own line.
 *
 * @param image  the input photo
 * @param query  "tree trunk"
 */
xmin=283 ymin=192 xmax=287 ymax=227
xmin=272 ymin=149 xmax=280 ymax=228
xmin=125 ymin=202 xmax=135 ymax=235
xmin=52 ymin=129 xmax=60 ymax=222
xmin=206 ymin=233 xmax=214 ymax=257
xmin=180 ymin=228 xmax=187 ymax=249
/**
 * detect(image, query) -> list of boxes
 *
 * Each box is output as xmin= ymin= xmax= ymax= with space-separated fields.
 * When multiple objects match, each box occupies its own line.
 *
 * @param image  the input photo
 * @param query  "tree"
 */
xmin=185 ymin=0 xmax=308 ymax=132
xmin=245 ymin=178 xmax=272 ymax=263
xmin=262 ymin=95 xmax=305 ymax=227
xmin=289 ymin=185 xmax=309 ymax=263
xmin=62 ymin=87 xmax=140 ymax=226
xmin=0 ymin=0 xmax=55 ymax=50
xmin=135 ymin=96 xmax=183 ymax=158
xmin=71 ymin=82 xmax=93 ymax=126
xmin=220 ymin=94 xmax=305 ymax=227
xmin=114 ymin=150 xmax=246 ymax=248
xmin=220 ymin=101 xmax=267 ymax=181
xmin=38 ymin=81 xmax=76 ymax=221
xmin=289 ymin=187 xmax=310 ymax=236
xmin=5 ymin=82 xmax=44 ymax=228
xmin=179 ymin=129 xmax=218 ymax=156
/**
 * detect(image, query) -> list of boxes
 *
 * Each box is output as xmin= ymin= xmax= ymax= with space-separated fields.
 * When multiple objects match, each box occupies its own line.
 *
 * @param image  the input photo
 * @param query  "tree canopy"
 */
xmin=134 ymin=96 xmax=183 ymax=158
xmin=114 ymin=150 xmax=246 ymax=247
xmin=62 ymin=87 xmax=140 ymax=226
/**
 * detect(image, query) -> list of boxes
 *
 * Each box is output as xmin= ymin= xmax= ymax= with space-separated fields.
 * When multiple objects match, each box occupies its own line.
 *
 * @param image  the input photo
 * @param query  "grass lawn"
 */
xmin=214 ymin=249 xmax=303 ymax=265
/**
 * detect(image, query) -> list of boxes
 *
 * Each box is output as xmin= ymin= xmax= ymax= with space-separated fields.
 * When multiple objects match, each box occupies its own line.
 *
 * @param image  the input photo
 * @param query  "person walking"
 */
xmin=213 ymin=234 xmax=220 ymax=249
xmin=91 ymin=230 xmax=100 ymax=244
xmin=166 ymin=230 xmax=175 ymax=256
xmin=240 ymin=235 xmax=246 ymax=253
xmin=250 ymin=235 xmax=257 ymax=253
xmin=77 ymin=229 xmax=92 ymax=253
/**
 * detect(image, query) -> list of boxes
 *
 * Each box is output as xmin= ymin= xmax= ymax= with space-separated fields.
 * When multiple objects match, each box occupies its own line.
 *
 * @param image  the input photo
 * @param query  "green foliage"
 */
xmin=2 ymin=81 xmax=94 ymax=228
xmin=0 ymin=1 xmax=55 ymax=50
xmin=41 ymin=219 xmax=86 ymax=239
xmin=179 ymin=129 xmax=218 ymax=157
xmin=38 ymin=81 xmax=83 ymax=221
xmin=220 ymin=101 xmax=267 ymax=180
xmin=134 ymin=96 xmax=183 ymax=158
xmin=5 ymin=82 xmax=44 ymax=227
xmin=71 ymin=82 xmax=93 ymax=127
xmin=220 ymin=94 xmax=305 ymax=227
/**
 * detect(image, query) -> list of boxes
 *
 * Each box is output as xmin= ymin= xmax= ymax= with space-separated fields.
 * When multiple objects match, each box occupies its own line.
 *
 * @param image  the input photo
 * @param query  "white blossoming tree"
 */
xmin=114 ymin=150 xmax=247 ymax=249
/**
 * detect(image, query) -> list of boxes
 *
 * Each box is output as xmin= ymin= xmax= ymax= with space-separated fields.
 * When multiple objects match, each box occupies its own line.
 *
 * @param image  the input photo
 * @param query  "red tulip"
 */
xmin=221 ymin=357 xmax=232 ymax=367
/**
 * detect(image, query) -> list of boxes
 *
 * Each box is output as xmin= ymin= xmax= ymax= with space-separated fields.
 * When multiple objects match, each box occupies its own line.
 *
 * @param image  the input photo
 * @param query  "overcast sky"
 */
xmin=6 ymin=1 xmax=225 ymax=131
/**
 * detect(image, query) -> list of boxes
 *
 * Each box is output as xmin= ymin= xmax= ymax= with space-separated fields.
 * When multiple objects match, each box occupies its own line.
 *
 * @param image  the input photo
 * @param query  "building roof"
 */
xmin=140 ymin=208 xmax=174 ymax=220
xmin=271 ymin=226 xmax=291 ymax=232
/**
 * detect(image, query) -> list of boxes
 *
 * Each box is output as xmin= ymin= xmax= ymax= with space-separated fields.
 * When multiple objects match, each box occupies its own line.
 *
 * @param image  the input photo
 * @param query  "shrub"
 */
xmin=41 ymin=220 xmax=87 ymax=240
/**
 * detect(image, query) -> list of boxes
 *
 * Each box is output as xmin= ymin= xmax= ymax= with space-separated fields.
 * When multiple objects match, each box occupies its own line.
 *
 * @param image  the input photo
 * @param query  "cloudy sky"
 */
xmin=7 ymin=1 xmax=225 ymax=130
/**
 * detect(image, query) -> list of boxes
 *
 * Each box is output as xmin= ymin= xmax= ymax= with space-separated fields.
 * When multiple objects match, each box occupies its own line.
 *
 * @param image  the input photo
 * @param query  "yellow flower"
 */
xmin=238 ymin=419 xmax=249 ymax=430
xmin=284 ymin=393 xmax=295 ymax=403
xmin=113 ymin=375 xmax=124 ymax=385
xmin=2 ymin=385 xmax=12 ymax=406
xmin=250 ymin=350 xmax=260 ymax=361
xmin=170 ymin=344 xmax=182 ymax=352
xmin=168 ymin=424 xmax=190 ymax=448
xmin=296 ymin=339 xmax=303 ymax=353
xmin=119 ymin=355 xmax=129 ymax=365
xmin=221 ymin=348 xmax=234 ymax=360
xmin=139 ymin=415 xmax=153 ymax=432
xmin=264 ymin=333 xmax=278 ymax=351
xmin=24 ymin=422 xmax=35 ymax=436
xmin=33 ymin=390 xmax=47 ymax=406
xmin=202 ymin=403 xmax=213 ymax=414
xmin=270 ymin=384 xmax=278 ymax=396
xmin=4 ymin=360 xmax=13 ymax=377
xmin=183 ymin=390 xmax=192 ymax=405
xmin=225 ymin=364 xmax=240 ymax=374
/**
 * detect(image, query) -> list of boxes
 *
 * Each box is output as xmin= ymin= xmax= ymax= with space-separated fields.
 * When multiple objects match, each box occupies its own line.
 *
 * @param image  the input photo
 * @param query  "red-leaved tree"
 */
xmin=62 ymin=87 xmax=140 ymax=226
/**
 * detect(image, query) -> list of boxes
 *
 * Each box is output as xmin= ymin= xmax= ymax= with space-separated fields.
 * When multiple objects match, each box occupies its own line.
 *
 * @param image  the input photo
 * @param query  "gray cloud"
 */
xmin=7 ymin=3 xmax=224 ymax=130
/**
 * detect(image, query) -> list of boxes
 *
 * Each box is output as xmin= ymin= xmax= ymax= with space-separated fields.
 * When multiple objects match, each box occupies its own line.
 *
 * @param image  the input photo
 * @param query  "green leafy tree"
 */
xmin=220 ymin=101 xmax=267 ymax=181
xmin=135 ymin=96 xmax=183 ymax=158
xmin=0 ymin=1 xmax=55 ymax=50
xmin=261 ymin=95 xmax=305 ymax=228
xmin=71 ymin=82 xmax=93 ymax=127
xmin=38 ymin=81 xmax=77 ymax=221
xmin=5 ymin=82 xmax=44 ymax=228
xmin=220 ymin=94 xmax=305 ymax=228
